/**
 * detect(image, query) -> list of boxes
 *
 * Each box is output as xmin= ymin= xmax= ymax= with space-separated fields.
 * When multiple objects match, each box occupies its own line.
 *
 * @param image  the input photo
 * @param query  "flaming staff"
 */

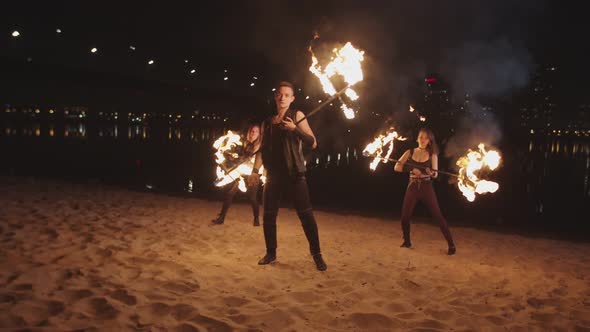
xmin=298 ymin=41 xmax=365 ymax=124
xmin=213 ymin=131 xmax=265 ymax=192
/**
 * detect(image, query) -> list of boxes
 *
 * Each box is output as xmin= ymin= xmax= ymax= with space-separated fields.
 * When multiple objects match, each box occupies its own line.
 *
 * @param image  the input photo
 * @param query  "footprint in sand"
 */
xmin=171 ymin=303 xmax=199 ymax=321
xmin=109 ymin=289 xmax=137 ymax=306
xmin=150 ymin=302 xmax=171 ymax=316
xmin=86 ymin=297 xmax=119 ymax=320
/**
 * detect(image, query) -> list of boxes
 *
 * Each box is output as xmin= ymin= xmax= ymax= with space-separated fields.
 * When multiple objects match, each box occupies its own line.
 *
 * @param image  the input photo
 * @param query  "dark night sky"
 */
xmin=1 ymin=1 xmax=588 ymax=107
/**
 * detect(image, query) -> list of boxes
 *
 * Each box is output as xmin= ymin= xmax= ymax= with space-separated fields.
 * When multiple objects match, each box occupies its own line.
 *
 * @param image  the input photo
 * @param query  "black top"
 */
xmin=409 ymin=148 xmax=432 ymax=169
xmin=261 ymin=108 xmax=307 ymax=175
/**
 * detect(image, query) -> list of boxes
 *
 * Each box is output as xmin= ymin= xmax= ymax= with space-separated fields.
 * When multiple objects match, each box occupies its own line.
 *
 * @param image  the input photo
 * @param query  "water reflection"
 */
xmin=64 ymin=123 xmax=86 ymax=138
xmin=2 ymin=122 xmax=227 ymax=143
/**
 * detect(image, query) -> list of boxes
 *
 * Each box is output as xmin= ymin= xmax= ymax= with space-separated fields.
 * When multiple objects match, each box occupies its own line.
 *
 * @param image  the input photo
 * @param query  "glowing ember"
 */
xmin=456 ymin=143 xmax=501 ymax=202
xmin=90 ymin=47 xmax=98 ymax=53
xmin=409 ymin=105 xmax=415 ymax=113
xmin=213 ymin=131 xmax=264 ymax=192
xmin=340 ymin=104 xmax=355 ymax=119
xmin=419 ymin=116 xmax=426 ymax=122
xmin=309 ymin=41 xmax=364 ymax=119
xmin=362 ymin=127 xmax=407 ymax=171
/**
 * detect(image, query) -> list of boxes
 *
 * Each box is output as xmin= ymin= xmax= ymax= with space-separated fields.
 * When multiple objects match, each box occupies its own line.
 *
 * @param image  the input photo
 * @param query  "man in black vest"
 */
xmin=249 ymin=81 xmax=327 ymax=271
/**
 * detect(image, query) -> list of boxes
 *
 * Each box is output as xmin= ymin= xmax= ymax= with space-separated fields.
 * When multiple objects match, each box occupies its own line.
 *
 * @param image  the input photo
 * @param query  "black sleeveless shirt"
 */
xmin=261 ymin=109 xmax=307 ymax=175
xmin=409 ymin=148 xmax=432 ymax=168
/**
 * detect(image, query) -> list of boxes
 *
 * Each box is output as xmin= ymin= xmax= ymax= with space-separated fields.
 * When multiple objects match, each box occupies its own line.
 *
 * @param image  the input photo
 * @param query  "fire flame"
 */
xmin=456 ymin=143 xmax=501 ymax=202
xmin=419 ymin=116 xmax=426 ymax=122
xmin=213 ymin=131 xmax=264 ymax=192
xmin=409 ymin=105 xmax=415 ymax=113
xmin=362 ymin=127 xmax=407 ymax=171
xmin=309 ymin=42 xmax=364 ymax=119
xmin=340 ymin=104 xmax=355 ymax=119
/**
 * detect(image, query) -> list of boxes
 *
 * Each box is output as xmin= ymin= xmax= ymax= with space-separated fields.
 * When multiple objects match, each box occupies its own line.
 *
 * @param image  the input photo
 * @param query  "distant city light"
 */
xmin=90 ymin=47 xmax=98 ymax=53
xmin=148 ymin=59 xmax=154 ymax=65
xmin=11 ymin=30 xmax=20 ymax=37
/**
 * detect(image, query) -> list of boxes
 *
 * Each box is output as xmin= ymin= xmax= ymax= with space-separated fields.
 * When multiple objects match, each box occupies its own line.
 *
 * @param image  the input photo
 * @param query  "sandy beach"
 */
xmin=1 ymin=176 xmax=589 ymax=331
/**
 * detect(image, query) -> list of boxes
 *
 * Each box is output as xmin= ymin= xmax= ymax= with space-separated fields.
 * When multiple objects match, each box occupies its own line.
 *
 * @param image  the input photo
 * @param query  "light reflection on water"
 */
xmin=2 ymin=122 xmax=590 ymax=203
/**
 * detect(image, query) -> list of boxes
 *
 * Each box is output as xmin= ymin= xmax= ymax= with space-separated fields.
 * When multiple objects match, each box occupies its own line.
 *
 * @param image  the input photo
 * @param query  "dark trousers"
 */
xmin=219 ymin=180 xmax=259 ymax=219
xmin=401 ymin=179 xmax=454 ymax=245
xmin=262 ymin=172 xmax=321 ymax=255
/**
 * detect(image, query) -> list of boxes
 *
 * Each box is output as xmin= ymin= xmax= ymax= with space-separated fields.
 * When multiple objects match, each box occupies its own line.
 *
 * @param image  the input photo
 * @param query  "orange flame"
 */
xmin=213 ymin=131 xmax=264 ymax=192
xmin=362 ymin=127 xmax=407 ymax=171
xmin=456 ymin=143 xmax=501 ymax=202
xmin=309 ymin=42 xmax=364 ymax=119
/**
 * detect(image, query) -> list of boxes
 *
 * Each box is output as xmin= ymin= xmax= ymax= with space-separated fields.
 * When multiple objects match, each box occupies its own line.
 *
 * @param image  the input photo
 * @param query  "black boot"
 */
xmin=258 ymin=250 xmax=276 ymax=265
xmin=313 ymin=253 xmax=327 ymax=271
xmin=448 ymin=244 xmax=456 ymax=255
xmin=211 ymin=214 xmax=225 ymax=225
xmin=400 ymin=222 xmax=411 ymax=248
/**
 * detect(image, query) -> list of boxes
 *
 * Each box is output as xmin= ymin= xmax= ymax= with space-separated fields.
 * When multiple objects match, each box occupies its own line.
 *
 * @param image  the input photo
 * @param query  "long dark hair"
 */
xmin=419 ymin=128 xmax=439 ymax=155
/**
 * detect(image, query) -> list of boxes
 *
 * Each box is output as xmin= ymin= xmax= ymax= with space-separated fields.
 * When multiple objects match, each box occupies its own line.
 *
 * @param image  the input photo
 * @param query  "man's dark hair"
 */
xmin=277 ymin=81 xmax=295 ymax=94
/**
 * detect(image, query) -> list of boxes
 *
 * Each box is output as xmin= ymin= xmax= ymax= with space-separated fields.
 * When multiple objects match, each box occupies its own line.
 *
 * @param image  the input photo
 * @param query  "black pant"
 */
xmin=401 ymin=179 xmax=454 ymax=245
xmin=219 ymin=179 xmax=259 ymax=219
xmin=262 ymin=172 xmax=321 ymax=255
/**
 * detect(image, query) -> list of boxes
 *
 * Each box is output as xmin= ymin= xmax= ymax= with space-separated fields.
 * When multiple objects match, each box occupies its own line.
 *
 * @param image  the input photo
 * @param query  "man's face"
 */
xmin=274 ymin=86 xmax=295 ymax=110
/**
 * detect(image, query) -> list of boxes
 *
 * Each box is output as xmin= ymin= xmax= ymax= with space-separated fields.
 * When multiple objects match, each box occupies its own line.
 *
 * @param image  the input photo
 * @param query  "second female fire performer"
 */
xmin=212 ymin=124 xmax=261 ymax=226
xmin=394 ymin=128 xmax=456 ymax=255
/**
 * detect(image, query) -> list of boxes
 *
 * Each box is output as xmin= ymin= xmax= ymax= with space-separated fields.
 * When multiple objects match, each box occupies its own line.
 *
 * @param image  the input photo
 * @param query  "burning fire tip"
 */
xmin=309 ymin=40 xmax=364 ymax=119
xmin=362 ymin=126 xmax=406 ymax=171
xmin=456 ymin=143 xmax=502 ymax=202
